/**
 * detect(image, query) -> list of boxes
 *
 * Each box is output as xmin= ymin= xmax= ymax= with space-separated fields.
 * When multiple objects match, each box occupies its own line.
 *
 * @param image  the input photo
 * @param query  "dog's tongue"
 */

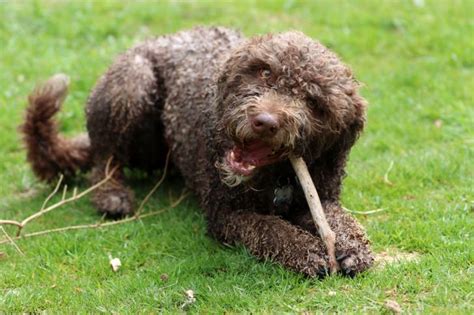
xmin=238 ymin=140 xmax=274 ymax=164
xmin=226 ymin=140 xmax=276 ymax=176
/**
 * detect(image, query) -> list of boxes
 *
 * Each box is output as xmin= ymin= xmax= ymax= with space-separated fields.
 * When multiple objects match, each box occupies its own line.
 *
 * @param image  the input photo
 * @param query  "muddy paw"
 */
xmin=337 ymin=251 xmax=374 ymax=276
xmin=93 ymin=188 xmax=134 ymax=218
xmin=301 ymin=252 xmax=331 ymax=278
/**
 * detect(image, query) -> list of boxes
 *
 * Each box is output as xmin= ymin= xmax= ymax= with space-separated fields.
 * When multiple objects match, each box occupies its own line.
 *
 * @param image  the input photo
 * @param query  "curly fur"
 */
xmin=22 ymin=27 xmax=373 ymax=276
xmin=21 ymin=74 xmax=91 ymax=181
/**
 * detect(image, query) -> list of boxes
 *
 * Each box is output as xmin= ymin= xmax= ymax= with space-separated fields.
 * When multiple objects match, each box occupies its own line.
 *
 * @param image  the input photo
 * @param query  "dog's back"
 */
xmin=157 ymin=27 xmax=244 ymax=191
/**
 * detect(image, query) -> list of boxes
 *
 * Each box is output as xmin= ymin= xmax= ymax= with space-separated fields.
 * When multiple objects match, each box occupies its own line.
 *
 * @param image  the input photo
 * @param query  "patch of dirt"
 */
xmin=374 ymin=248 xmax=420 ymax=269
xmin=384 ymin=299 xmax=402 ymax=314
xmin=15 ymin=188 xmax=39 ymax=199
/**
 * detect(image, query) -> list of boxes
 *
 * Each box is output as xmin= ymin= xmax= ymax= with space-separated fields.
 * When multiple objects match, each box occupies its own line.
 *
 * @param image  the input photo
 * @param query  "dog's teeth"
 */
xmin=230 ymin=151 xmax=235 ymax=160
xmin=247 ymin=165 xmax=256 ymax=170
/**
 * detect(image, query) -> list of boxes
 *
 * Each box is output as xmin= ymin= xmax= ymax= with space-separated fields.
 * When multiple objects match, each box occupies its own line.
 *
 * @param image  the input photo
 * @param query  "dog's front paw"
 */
xmin=303 ymin=252 xmax=331 ymax=278
xmin=337 ymin=249 xmax=374 ymax=276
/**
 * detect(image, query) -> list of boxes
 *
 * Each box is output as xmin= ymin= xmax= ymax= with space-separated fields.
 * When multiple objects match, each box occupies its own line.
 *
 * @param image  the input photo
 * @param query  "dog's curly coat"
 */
xmin=22 ymin=27 xmax=373 ymax=277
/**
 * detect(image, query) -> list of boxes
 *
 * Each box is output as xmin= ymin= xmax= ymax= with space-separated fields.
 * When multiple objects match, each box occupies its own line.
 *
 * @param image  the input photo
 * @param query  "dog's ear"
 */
xmin=309 ymin=89 xmax=367 ymax=201
xmin=326 ymin=87 xmax=367 ymax=157
xmin=216 ymin=67 xmax=230 ymax=100
xmin=215 ymin=50 xmax=242 ymax=106
xmin=214 ymin=54 xmax=234 ymax=116
xmin=307 ymin=77 xmax=367 ymax=135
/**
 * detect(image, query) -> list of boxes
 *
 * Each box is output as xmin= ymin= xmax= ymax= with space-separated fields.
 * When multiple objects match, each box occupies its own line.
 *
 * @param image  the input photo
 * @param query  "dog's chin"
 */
xmin=217 ymin=139 xmax=289 ymax=187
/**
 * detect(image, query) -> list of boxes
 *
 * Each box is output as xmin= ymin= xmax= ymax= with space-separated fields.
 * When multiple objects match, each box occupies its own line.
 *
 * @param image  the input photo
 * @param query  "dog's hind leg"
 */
xmin=85 ymin=44 xmax=167 ymax=217
xmin=89 ymin=158 xmax=134 ymax=217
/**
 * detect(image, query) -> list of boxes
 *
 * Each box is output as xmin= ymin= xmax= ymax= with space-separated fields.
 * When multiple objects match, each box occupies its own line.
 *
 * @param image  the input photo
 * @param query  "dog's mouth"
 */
xmin=225 ymin=140 xmax=288 ymax=176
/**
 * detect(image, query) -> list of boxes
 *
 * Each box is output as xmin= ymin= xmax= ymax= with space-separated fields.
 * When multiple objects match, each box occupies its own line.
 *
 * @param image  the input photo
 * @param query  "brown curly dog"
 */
xmin=22 ymin=27 xmax=373 ymax=277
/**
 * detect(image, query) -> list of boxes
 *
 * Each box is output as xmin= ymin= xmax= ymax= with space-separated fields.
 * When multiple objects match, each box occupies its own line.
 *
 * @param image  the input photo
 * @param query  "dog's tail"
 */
xmin=20 ymin=74 xmax=92 ymax=182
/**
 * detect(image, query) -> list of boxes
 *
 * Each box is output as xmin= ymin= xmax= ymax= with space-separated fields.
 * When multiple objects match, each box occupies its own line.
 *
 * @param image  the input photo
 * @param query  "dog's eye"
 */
xmin=260 ymin=69 xmax=272 ymax=79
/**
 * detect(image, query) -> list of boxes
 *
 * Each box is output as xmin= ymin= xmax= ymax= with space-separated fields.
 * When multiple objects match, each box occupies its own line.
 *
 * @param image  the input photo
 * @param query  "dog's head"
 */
xmin=215 ymin=31 xmax=367 ymax=187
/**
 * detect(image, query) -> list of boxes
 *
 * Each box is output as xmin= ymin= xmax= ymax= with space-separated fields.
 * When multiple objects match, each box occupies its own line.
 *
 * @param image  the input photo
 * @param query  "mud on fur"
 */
xmin=21 ymin=26 xmax=373 ymax=277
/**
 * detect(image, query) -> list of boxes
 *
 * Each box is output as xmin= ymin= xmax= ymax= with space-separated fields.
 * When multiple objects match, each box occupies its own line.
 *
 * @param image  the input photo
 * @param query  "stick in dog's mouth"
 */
xmin=289 ymin=154 xmax=340 ymax=274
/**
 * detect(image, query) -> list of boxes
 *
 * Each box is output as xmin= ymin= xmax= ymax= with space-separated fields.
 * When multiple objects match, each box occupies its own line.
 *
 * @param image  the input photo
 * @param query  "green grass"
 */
xmin=0 ymin=0 xmax=473 ymax=313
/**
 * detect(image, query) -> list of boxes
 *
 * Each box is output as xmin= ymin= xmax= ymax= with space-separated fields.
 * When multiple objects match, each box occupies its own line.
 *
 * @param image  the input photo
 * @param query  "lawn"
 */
xmin=0 ymin=0 xmax=473 ymax=313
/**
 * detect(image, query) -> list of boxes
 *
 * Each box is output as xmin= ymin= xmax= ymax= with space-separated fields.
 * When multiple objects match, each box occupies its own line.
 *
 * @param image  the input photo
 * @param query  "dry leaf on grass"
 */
xmin=160 ymin=273 xmax=169 ymax=282
xmin=108 ymin=255 xmax=122 ymax=272
xmin=180 ymin=289 xmax=196 ymax=309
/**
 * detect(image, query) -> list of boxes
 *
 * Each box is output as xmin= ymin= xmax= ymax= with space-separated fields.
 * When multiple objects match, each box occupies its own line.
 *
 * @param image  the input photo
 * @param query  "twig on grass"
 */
xmin=0 ymin=189 xmax=188 ymax=245
xmin=0 ymin=152 xmax=188 ymax=248
xmin=0 ymin=226 xmax=24 ymax=255
xmin=135 ymin=150 xmax=171 ymax=216
xmin=383 ymin=161 xmax=394 ymax=186
xmin=16 ymin=158 xmax=119 ymax=236
xmin=170 ymin=190 xmax=189 ymax=207
xmin=0 ymin=220 xmax=22 ymax=228
xmin=40 ymin=174 xmax=64 ymax=211
xmin=343 ymin=207 xmax=387 ymax=215
xmin=0 ymin=157 xmax=117 ymax=237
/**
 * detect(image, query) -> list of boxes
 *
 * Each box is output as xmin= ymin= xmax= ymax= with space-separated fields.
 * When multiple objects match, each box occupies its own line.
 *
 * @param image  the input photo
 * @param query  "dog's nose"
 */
xmin=251 ymin=112 xmax=279 ymax=136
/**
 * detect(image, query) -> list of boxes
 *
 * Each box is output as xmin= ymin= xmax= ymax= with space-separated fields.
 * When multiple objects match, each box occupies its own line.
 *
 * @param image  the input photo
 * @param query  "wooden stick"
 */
xmin=40 ymin=174 xmax=64 ymax=210
xmin=0 ymin=226 xmax=24 ymax=255
xmin=0 ymin=190 xmax=189 ymax=246
xmin=0 ymin=157 xmax=118 ymax=238
xmin=135 ymin=150 xmax=171 ymax=216
xmin=383 ymin=160 xmax=394 ymax=186
xmin=0 ymin=220 xmax=22 ymax=227
xmin=0 ymin=149 xmax=186 ymax=247
xmin=343 ymin=206 xmax=387 ymax=215
xmin=289 ymin=155 xmax=339 ymax=274
xmin=17 ymin=164 xmax=118 ymax=236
